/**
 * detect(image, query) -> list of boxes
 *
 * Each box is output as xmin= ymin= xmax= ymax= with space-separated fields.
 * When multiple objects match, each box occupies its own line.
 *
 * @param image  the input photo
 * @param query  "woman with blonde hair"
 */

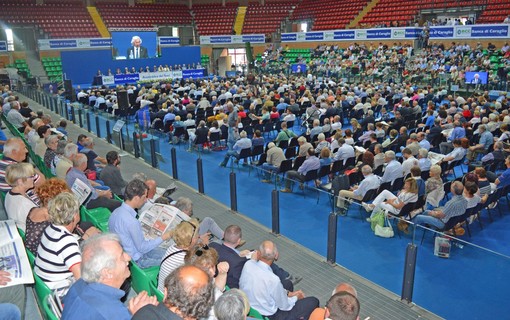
xmin=158 ymin=219 xmax=209 ymax=291
xmin=4 ymin=162 xmax=38 ymax=232
xmin=364 ymin=178 xmax=419 ymax=219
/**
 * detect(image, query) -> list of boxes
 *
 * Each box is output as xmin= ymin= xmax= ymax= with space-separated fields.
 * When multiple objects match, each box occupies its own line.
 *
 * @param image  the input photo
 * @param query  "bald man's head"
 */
xmin=333 ymin=283 xmax=358 ymax=297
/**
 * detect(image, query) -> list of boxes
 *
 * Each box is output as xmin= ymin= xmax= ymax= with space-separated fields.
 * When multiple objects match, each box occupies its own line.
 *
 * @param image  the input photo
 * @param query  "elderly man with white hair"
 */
xmin=219 ymin=130 xmax=252 ymax=167
xmin=62 ymin=233 xmax=157 ymax=319
xmin=337 ymin=165 xmax=381 ymax=214
xmin=380 ymin=150 xmax=404 ymax=184
xmin=127 ymin=35 xmax=148 ymax=59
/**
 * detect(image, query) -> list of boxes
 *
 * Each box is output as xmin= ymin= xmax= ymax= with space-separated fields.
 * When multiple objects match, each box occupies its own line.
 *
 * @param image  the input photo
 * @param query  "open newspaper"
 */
xmin=71 ymin=178 xmax=92 ymax=206
xmin=138 ymin=203 xmax=189 ymax=248
xmin=428 ymin=151 xmax=446 ymax=166
xmin=0 ymin=220 xmax=34 ymax=287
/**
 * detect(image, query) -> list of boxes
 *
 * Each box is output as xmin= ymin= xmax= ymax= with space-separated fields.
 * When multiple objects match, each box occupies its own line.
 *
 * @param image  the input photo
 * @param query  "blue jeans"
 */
xmin=220 ymin=150 xmax=239 ymax=166
xmin=262 ymin=163 xmax=279 ymax=179
xmin=0 ymin=303 xmax=21 ymax=320
xmin=227 ymin=127 xmax=236 ymax=151
xmin=136 ymin=246 xmax=167 ymax=268
xmin=413 ymin=210 xmax=445 ymax=229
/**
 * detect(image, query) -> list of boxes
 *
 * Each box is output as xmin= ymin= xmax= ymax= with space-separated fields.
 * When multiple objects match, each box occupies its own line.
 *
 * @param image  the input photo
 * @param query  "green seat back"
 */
xmin=129 ymin=262 xmax=160 ymax=294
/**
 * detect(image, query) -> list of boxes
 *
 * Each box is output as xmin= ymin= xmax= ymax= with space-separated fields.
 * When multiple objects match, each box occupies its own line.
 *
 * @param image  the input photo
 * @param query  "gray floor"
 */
xmin=19 ymin=92 xmax=442 ymax=320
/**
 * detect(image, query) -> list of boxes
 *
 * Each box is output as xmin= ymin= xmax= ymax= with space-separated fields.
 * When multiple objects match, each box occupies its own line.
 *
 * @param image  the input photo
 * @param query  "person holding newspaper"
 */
xmin=109 ymin=179 xmax=174 ymax=268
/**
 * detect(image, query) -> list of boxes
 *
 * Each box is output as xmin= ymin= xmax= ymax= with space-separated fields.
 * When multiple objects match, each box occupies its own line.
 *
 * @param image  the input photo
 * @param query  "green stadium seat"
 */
xmin=130 ymin=262 xmax=160 ymax=294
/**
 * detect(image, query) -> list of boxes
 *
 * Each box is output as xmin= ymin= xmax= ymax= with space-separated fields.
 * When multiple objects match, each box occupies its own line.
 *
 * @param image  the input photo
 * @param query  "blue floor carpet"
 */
xmin=86 ymin=111 xmax=510 ymax=319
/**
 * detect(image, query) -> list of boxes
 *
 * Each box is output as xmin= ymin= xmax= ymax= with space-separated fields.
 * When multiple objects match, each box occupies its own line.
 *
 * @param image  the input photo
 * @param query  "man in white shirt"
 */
xmin=337 ymin=165 xmax=381 ymax=213
xmin=381 ymin=151 xmax=404 ymax=184
xmin=402 ymin=148 xmax=419 ymax=177
xmin=333 ymin=138 xmax=355 ymax=165
xmin=239 ymin=240 xmax=318 ymax=319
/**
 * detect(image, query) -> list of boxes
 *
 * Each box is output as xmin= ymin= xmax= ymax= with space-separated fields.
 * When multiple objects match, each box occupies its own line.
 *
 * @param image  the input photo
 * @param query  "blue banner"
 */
xmin=90 ymin=39 xmax=112 ymax=47
xmin=114 ymin=73 xmax=140 ymax=84
xmin=0 ymin=41 xmax=6 ymax=52
xmin=471 ymin=25 xmax=508 ymax=37
xmin=242 ymin=35 xmax=265 ymax=43
xmin=182 ymin=69 xmax=205 ymax=79
xmin=367 ymin=29 xmax=391 ymax=39
xmin=48 ymin=40 xmax=77 ymax=49
xmin=159 ymin=37 xmax=180 ymax=46
xmin=333 ymin=31 xmax=355 ymax=40
xmin=305 ymin=32 xmax=324 ymax=41
xmin=405 ymin=28 xmax=422 ymax=38
xmin=281 ymin=34 xmax=297 ymax=42
xmin=429 ymin=27 xmax=455 ymax=38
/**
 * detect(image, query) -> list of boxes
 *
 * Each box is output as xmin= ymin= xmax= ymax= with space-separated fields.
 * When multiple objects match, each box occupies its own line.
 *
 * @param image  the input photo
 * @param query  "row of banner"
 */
xmin=101 ymin=69 xmax=206 ymax=85
xmin=30 ymin=24 xmax=510 ymax=51
xmin=37 ymin=37 xmax=180 ymax=51
xmin=281 ymin=24 xmax=509 ymax=42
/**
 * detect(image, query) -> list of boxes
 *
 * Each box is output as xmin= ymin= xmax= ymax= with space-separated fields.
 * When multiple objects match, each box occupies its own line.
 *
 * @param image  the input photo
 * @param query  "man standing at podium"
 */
xmin=127 ymin=36 xmax=148 ymax=59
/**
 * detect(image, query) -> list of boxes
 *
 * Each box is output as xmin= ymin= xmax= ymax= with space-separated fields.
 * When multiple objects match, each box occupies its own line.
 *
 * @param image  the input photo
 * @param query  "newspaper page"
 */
xmin=0 ymin=220 xmax=34 ymax=287
xmin=71 ymin=178 xmax=92 ymax=206
xmin=428 ymin=151 xmax=446 ymax=166
xmin=138 ymin=203 xmax=189 ymax=248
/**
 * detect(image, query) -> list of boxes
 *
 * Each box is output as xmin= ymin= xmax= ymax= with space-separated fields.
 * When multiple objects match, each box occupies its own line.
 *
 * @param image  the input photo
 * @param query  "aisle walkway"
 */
xmin=16 ymin=92 xmax=441 ymax=319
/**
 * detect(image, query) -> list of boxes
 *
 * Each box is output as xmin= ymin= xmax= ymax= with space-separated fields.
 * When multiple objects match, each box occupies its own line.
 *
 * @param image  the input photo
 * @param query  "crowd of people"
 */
xmin=0 ymin=38 xmax=510 ymax=320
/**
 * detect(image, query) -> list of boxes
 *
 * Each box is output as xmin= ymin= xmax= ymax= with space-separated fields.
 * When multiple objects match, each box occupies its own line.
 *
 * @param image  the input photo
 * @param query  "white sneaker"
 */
xmin=362 ymin=202 xmax=374 ymax=212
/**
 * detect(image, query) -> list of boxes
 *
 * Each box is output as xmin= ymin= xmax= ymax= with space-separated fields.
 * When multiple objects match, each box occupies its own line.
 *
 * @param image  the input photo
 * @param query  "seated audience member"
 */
xmin=418 ymin=148 xmax=431 ymax=172
xmin=239 ymin=240 xmax=319 ymax=319
xmin=4 ymin=163 xmax=38 ymax=232
xmin=380 ymin=151 xmax=404 ymax=184
xmin=100 ymin=151 xmax=128 ymax=197
xmin=25 ymin=178 xmax=99 ymax=253
xmin=56 ymin=120 xmax=68 ymax=136
xmin=425 ymin=165 xmax=444 ymax=209
xmin=373 ymin=144 xmax=385 ymax=169
xmin=309 ymin=119 xmax=322 ymax=141
xmin=214 ymin=289 xmax=251 ymax=320
xmin=34 ymin=193 xmax=82 ymax=289
xmin=0 ymin=138 xmax=44 ymax=204
xmin=209 ymin=225 xmax=295 ymax=290
xmin=6 ymin=101 xmax=28 ymax=132
xmin=437 ymin=139 xmax=466 ymax=165
xmin=27 ymin=119 xmax=43 ymax=150
xmin=34 ymin=125 xmax=51 ymax=158
xmin=174 ymin=197 xmax=224 ymax=240
xmin=401 ymin=148 xmax=418 ymax=177
xmin=474 ymin=167 xmax=493 ymax=195
xmin=80 ymin=137 xmax=106 ymax=172
xmin=56 ymin=143 xmax=78 ymax=180
xmin=133 ymin=265 xmax=215 ymax=320
xmin=315 ymin=133 xmax=330 ymax=154
xmin=463 ymin=181 xmax=484 ymax=210
xmin=495 ymin=155 xmax=510 ymax=188
xmin=76 ymin=134 xmax=88 ymax=152
xmin=281 ymin=147 xmax=320 ymax=193
xmin=66 ymin=154 xmax=121 ymax=212
xmin=220 ymin=130 xmax=252 ymax=167
xmin=466 ymin=124 xmax=493 ymax=163
xmin=297 ymin=136 xmax=313 ymax=157
xmin=413 ymin=181 xmax=467 ymax=229
xmin=332 ymin=138 xmax=355 ymax=165
xmin=274 ymin=121 xmax=297 ymax=147
xmin=109 ymin=179 xmax=173 ymax=268
xmin=417 ymin=132 xmax=431 ymax=151
xmin=337 ymin=165 xmax=381 ymax=214
xmin=43 ymin=135 xmax=60 ymax=173
xmin=309 ymin=283 xmax=358 ymax=320
xmin=158 ymin=219 xmax=207 ymax=291
xmin=184 ymin=245 xmax=230 ymax=320
xmin=364 ymin=178 xmax=418 ymax=219
xmin=251 ymin=130 xmax=265 ymax=147
xmin=410 ymin=166 xmax=425 ymax=197
xmin=261 ymin=142 xmax=286 ymax=182
xmin=62 ymin=234 xmax=157 ymax=320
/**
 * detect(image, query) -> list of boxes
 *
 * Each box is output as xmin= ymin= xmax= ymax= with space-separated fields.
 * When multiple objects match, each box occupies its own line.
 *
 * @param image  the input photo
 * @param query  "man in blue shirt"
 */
xmin=495 ymin=156 xmax=510 ymax=188
xmin=62 ymin=233 xmax=157 ymax=320
xmin=109 ymin=179 xmax=173 ymax=268
xmin=466 ymin=124 xmax=493 ymax=162
xmin=439 ymin=121 xmax=465 ymax=154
